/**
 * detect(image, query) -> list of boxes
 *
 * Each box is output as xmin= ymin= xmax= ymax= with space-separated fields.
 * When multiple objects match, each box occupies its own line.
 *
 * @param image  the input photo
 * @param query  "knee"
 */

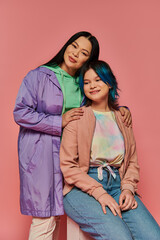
xmin=92 ymin=223 xmax=133 ymax=240
xmin=150 ymin=228 xmax=160 ymax=240
xmin=137 ymin=226 xmax=160 ymax=240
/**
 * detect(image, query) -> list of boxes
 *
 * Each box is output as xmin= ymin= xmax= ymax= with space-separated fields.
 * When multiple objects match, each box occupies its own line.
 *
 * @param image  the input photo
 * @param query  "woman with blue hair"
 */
xmin=60 ymin=60 xmax=160 ymax=240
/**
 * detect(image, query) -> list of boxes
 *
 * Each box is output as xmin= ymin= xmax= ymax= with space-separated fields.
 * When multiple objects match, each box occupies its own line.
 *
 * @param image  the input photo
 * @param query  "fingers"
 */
xmin=71 ymin=107 xmax=84 ymax=113
xmin=122 ymin=113 xmax=129 ymax=127
xmin=62 ymin=108 xmax=84 ymax=127
xmin=126 ymin=115 xmax=132 ymax=127
xmin=119 ymin=107 xmax=125 ymax=116
xmin=69 ymin=116 xmax=81 ymax=122
xmin=119 ymin=107 xmax=132 ymax=127
xmin=112 ymin=205 xmax=122 ymax=218
xmin=108 ymin=203 xmax=122 ymax=218
xmin=101 ymin=203 xmax=122 ymax=218
xmin=121 ymin=199 xmax=137 ymax=211
xmin=101 ymin=204 xmax=107 ymax=214
xmin=120 ymin=191 xmax=137 ymax=212
xmin=109 ymin=205 xmax=117 ymax=216
xmin=131 ymin=200 xmax=138 ymax=209
xmin=122 ymin=113 xmax=128 ymax=124
xmin=123 ymin=114 xmax=132 ymax=127
xmin=69 ymin=108 xmax=84 ymax=117
xmin=119 ymin=194 xmax=125 ymax=207
xmin=70 ymin=111 xmax=84 ymax=117
xmin=120 ymin=191 xmax=136 ymax=211
xmin=99 ymin=194 xmax=122 ymax=218
xmin=69 ymin=109 xmax=83 ymax=121
xmin=121 ymin=197 xmax=132 ymax=211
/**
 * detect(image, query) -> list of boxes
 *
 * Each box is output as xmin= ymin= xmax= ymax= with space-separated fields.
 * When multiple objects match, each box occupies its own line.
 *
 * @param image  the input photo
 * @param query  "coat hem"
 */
xmin=20 ymin=209 xmax=64 ymax=217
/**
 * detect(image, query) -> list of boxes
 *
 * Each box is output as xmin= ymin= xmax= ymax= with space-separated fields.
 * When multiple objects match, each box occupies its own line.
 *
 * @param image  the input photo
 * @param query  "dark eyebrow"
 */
xmin=74 ymin=41 xmax=90 ymax=55
xmin=84 ymin=75 xmax=100 ymax=81
xmin=73 ymin=41 xmax=78 ymax=46
xmin=84 ymin=78 xmax=90 ymax=81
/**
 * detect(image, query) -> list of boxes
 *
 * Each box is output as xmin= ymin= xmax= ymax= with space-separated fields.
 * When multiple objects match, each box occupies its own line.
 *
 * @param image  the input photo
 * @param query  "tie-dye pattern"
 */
xmin=90 ymin=110 xmax=125 ymax=179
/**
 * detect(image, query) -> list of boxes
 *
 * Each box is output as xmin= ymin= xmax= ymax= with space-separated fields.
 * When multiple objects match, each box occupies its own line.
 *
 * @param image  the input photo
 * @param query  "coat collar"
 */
xmin=38 ymin=66 xmax=62 ymax=90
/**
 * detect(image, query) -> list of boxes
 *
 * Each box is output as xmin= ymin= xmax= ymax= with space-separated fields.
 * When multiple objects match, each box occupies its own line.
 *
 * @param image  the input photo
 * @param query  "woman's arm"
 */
xmin=13 ymin=70 xmax=62 ymax=136
xmin=60 ymin=120 xmax=107 ymax=200
xmin=120 ymin=125 xmax=140 ymax=194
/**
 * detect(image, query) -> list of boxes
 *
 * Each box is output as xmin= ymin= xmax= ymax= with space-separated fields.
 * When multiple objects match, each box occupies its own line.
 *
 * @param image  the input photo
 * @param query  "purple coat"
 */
xmin=13 ymin=67 xmax=65 ymax=217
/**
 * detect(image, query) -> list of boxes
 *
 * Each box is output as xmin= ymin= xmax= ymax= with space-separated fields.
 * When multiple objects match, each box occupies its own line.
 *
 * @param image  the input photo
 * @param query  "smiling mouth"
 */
xmin=69 ymin=56 xmax=77 ymax=63
xmin=89 ymin=90 xmax=100 ymax=95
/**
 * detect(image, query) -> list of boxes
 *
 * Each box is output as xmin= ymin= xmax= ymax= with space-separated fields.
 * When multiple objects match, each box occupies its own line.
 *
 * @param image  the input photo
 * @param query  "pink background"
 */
xmin=1 ymin=0 xmax=160 ymax=239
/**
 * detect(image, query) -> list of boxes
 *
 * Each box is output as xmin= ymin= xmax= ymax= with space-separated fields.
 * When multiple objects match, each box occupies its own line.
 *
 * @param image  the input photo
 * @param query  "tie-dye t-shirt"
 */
xmin=90 ymin=110 xmax=125 ymax=168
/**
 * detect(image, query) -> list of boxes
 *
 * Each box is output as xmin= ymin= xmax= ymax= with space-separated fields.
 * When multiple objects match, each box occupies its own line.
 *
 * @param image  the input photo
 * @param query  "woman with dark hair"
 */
xmin=60 ymin=60 xmax=160 ymax=240
xmin=13 ymin=32 xmax=131 ymax=239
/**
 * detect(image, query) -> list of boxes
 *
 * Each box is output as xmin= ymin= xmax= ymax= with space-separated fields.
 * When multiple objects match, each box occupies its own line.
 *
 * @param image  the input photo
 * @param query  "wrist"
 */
xmin=97 ymin=192 xmax=108 ymax=201
xmin=122 ymin=189 xmax=133 ymax=195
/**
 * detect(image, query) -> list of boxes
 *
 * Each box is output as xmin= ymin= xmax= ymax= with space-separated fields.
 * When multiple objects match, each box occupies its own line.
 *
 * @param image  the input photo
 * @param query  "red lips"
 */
xmin=89 ymin=90 xmax=100 ymax=95
xmin=69 ymin=56 xmax=77 ymax=63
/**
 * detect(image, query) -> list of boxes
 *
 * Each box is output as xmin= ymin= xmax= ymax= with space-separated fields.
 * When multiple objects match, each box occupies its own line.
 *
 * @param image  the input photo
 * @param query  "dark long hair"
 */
xmin=79 ymin=60 xmax=120 ymax=110
xmin=44 ymin=31 xmax=100 ymax=75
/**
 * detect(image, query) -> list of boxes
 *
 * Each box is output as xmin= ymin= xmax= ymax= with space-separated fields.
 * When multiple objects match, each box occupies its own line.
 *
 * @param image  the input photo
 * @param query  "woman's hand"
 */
xmin=98 ymin=193 xmax=122 ymax=218
xmin=119 ymin=190 xmax=138 ymax=211
xmin=119 ymin=107 xmax=132 ymax=127
xmin=62 ymin=108 xmax=84 ymax=128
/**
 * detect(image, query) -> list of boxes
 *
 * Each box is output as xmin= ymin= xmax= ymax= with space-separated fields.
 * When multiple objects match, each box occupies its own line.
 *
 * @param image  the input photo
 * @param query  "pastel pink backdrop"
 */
xmin=1 ymin=0 xmax=160 ymax=239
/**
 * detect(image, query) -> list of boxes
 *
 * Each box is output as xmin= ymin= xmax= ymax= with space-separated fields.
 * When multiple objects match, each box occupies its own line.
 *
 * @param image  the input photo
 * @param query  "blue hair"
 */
xmin=79 ymin=60 xmax=120 ymax=109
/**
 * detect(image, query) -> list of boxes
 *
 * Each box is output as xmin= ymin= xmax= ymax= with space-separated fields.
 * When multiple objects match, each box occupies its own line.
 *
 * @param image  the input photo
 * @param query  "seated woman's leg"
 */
xmin=121 ymin=195 xmax=160 ymax=240
xmin=64 ymin=167 xmax=133 ymax=240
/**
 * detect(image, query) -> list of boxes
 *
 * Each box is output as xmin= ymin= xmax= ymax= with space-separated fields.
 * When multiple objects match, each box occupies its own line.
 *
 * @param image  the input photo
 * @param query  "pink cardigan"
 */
xmin=60 ymin=106 xmax=140 ymax=201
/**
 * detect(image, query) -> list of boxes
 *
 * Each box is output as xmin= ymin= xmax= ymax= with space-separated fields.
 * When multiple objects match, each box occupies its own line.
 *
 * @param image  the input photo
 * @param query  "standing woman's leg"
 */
xmin=28 ymin=216 xmax=60 ymax=240
xmin=121 ymin=196 xmax=160 ymax=240
xmin=53 ymin=216 xmax=61 ymax=240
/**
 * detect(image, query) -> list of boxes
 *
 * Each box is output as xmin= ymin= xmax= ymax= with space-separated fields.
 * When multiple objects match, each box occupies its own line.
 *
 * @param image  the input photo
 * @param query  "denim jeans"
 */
xmin=63 ymin=167 xmax=160 ymax=240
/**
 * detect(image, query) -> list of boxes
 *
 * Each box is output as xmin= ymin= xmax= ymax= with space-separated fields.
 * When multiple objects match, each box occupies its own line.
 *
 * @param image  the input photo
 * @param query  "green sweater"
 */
xmin=43 ymin=65 xmax=83 ymax=114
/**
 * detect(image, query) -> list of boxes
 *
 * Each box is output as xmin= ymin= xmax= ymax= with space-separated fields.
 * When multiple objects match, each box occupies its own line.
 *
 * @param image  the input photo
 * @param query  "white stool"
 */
xmin=67 ymin=217 xmax=93 ymax=240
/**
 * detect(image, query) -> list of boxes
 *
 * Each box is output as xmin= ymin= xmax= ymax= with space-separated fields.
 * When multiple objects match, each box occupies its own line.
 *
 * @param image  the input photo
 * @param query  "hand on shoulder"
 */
xmin=119 ymin=107 xmax=132 ymax=128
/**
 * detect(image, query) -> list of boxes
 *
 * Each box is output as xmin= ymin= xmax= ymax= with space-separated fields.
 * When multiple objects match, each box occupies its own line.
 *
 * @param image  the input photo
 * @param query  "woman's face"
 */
xmin=83 ymin=68 xmax=110 ymax=104
xmin=61 ymin=36 xmax=92 ymax=76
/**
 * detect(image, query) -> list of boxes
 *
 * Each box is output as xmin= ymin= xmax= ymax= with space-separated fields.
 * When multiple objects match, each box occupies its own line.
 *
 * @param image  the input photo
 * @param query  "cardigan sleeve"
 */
xmin=60 ymin=120 xmax=107 ymax=200
xmin=120 ymin=125 xmax=140 ymax=194
xmin=13 ymin=69 xmax=62 ymax=136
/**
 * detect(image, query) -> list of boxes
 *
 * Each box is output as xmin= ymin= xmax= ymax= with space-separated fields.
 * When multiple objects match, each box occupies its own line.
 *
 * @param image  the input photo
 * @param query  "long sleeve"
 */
xmin=13 ymin=69 xmax=62 ymax=136
xmin=120 ymin=126 xmax=140 ymax=194
xmin=60 ymin=120 xmax=107 ymax=200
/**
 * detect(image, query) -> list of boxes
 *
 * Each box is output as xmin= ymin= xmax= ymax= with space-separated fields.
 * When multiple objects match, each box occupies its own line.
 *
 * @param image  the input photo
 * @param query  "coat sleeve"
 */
xmin=120 ymin=125 xmax=140 ymax=194
xmin=60 ymin=120 xmax=107 ymax=200
xmin=13 ymin=69 xmax=62 ymax=136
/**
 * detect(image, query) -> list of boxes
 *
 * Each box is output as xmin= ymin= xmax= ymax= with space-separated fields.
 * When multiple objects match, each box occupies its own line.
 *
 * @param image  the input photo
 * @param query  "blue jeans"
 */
xmin=63 ymin=167 xmax=160 ymax=240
